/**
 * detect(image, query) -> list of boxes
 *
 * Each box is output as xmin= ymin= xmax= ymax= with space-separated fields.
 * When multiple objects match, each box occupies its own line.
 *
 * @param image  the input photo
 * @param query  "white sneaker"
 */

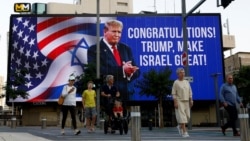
xmin=182 ymin=132 xmax=189 ymax=138
xmin=61 ymin=129 xmax=65 ymax=135
xmin=176 ymin=125 xmax=182 ymax=135
xmin=74 ymin=130 xmax=81 ymax=135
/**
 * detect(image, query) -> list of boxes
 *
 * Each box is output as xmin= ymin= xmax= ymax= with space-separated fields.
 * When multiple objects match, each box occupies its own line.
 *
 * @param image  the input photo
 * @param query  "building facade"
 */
xmin=0 ymin=76 xmax=4 ymax=110
xmin=32 ymin=0 xmax=133 ymax=14
xmin=224 ymin=52 xmax=250 ymax=75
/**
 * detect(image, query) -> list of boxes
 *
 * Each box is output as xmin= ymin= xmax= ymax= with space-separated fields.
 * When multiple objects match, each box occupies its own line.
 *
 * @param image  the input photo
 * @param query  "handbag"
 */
xmin=57 ymin=95 xmax=64 ymax=105
xmin=58 ymin=86 xmax=68 ymax=105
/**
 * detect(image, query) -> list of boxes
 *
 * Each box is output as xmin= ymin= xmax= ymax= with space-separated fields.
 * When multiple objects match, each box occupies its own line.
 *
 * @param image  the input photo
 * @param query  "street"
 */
xmin=0 ymin=126 xmax=241 ymax=141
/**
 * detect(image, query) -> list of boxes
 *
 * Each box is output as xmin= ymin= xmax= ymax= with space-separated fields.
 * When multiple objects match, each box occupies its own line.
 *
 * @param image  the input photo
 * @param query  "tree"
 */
xmin=5 ymin=68 xmax=29 ymax=115
xmin=75 ymin=63 xmax=103 ymax=94
xmin=233 ymin=66 xmax=250 ymax=105
xmin=135 ymin=67 xmax=173 ymax=128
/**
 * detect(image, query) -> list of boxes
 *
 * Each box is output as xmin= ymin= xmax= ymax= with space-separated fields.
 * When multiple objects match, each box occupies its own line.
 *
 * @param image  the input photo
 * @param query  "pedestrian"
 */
xmin=172 ymin=67 xmax=193 ymax=138
xmin=88 ymin=19 xmax=140 ymax=102
xmin=220 ymin=74 xmax=243 ymax=136
xmin=100 ymin=75 xmax=120 ymax=120
xmin=60 ymin=75 xmax=81 ymax=135
xmin=82 ymin=81 xmax=97 ymax=133
xmin=113 ymin=99 xmax=123 ymax=118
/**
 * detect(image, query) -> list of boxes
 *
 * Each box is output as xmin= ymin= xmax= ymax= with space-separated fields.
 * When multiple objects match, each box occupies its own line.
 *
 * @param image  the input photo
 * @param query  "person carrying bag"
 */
xmin=60 ymin=75 xmax=81 ymax=135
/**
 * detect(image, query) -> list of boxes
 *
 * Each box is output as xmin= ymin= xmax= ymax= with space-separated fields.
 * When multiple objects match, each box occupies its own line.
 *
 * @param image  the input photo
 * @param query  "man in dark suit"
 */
xmin=88 ymin=19 xmax=140 ymax=102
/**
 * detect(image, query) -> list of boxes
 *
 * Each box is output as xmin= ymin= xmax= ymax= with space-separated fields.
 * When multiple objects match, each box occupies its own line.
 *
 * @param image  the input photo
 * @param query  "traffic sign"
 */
xmin=182 ymin=52 xmax=188 ymax=67
xmin=184 ymin=76 xmax=193 ymax=82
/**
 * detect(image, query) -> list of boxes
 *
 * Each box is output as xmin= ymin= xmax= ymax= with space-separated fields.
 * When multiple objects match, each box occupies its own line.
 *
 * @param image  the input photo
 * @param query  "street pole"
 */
xmin=181 ymin=0 xmax=189 ymax=73
xmin=225 ymin=18 xmax=230 ymax=35
xmin=96 ymin=0 xmax=100 ymax=127
xmin=181 ymin=0 xmax=190 ymax=130
xmin=223 ymin=18 xmax=232 ymax=55
xmin=181 ymin=0 xmax=206 ymax=130
xmin=211 ymin=73 xmax=221 ymax=127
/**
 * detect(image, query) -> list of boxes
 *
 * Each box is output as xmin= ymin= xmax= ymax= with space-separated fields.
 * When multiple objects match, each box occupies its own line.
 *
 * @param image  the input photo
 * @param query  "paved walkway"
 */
xmin=0 ymin=132 xmax=51 ymax=141
xmin=0 ymin=126 xmax=243 ymax=141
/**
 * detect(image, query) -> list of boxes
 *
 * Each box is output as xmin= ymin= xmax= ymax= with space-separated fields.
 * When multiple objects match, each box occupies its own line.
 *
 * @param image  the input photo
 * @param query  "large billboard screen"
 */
xmin=7 ymin=14 xmax=224 ymax=104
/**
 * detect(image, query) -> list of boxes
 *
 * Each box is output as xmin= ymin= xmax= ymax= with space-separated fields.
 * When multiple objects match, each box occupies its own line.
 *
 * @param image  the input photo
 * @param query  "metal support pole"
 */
xmin=131 ymin=106 xmax=141 ymax=141
xmin=238 ymin=108 xmax=250 ymax=141
xmin=96 ymin=0 xmax=100 ymax=127
xmin=154 ymin=107 xmax=157 ymax=127
xmin=181 ymin=0 xmax=191 ymax=130
xmin=225 ymin=18 xmax=230 ymax=35
xmin=181 ymin=0 xmax=206 ymax=130
xmin=181 ymin=0 xmax=188 ymax=73
xmin=211 ymin=73 xmax=221 ymax=127
xmin=185 ymin=0 xmax=206 ymax=19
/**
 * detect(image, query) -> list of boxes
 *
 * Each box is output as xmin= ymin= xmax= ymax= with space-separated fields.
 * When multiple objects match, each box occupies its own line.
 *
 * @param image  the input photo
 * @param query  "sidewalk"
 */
xmin=0 ymin=132 xmax=51 ymax=141
xmin=0 ymin=126 xmax=242 ymax=141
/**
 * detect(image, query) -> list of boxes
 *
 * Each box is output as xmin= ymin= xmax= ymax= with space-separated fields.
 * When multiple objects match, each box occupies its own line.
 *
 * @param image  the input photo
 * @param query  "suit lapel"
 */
xmin=100 ymin=39 xmax=118 ymax=65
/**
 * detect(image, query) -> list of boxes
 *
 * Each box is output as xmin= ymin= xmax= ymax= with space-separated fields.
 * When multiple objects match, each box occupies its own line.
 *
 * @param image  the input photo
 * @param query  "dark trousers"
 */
xmin=223 ymin=105 xmax=238 ymax=134
xmin=61 ymin=105 xmax=77 ymax=129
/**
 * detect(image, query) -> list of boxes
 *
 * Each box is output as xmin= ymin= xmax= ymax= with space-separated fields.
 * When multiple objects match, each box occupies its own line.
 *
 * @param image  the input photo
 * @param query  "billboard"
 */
xmin=7 ymin=14 xmax=224 ymax=104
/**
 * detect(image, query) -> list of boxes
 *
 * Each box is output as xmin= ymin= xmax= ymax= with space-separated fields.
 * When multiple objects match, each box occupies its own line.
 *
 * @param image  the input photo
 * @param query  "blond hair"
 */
xmin=104 ymin=19 xmax=123 ymax=31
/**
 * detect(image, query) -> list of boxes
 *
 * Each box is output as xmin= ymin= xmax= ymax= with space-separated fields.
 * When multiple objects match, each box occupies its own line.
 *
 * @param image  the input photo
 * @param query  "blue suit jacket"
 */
xmin=88 ymin=39 xmax=140 ymax=81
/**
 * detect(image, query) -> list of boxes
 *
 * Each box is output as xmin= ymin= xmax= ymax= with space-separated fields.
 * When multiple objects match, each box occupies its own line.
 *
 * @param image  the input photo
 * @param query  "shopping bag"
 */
xmin=57 ymin=95 xmax=64 ymax=105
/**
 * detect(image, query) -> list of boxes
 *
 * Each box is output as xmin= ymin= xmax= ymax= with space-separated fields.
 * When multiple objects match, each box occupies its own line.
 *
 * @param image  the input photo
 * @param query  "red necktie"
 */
xmin=112 ymin=46 xmax=122 ymax=66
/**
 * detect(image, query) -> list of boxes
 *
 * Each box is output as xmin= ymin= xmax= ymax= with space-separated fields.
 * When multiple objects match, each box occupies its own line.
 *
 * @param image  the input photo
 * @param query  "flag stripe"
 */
xmin=40 ymin=33 xmax=84 ymax=58
xmin=37 ymin=17 xmax=73 ymax=32
xmin=38 ymin=23 xmax=92 ymax=56
xmin=47 ymin=40 xmax=78 ymax=59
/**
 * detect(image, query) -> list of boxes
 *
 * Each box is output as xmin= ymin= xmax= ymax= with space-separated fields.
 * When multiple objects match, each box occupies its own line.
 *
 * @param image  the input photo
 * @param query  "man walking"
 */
xmin=220 ymin=74 xmax=243 ymax=136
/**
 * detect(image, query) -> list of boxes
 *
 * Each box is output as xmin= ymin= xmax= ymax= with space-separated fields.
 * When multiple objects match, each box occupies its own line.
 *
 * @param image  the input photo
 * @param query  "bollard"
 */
xmin=148 ymin=113 xmax=153 ymax=131
xmin=41 ymin=118 xmax=47 ymax=129
xmin=148 ymin=118 xmax=153 ymax=131
xmin=131 ymin=106 xmax=141 ymax=141
xmin=238 ymin=108 xmax=250 ymax=141
xmin=100 ymin=119 xmax=105 ymax=130
xmin=11 ymin=117 xmax=16 ymax=129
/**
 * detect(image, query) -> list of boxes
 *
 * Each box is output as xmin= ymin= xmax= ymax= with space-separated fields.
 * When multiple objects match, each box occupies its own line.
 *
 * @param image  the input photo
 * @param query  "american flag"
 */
xmin=9 ymin=16 xmax=111 ymax=102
